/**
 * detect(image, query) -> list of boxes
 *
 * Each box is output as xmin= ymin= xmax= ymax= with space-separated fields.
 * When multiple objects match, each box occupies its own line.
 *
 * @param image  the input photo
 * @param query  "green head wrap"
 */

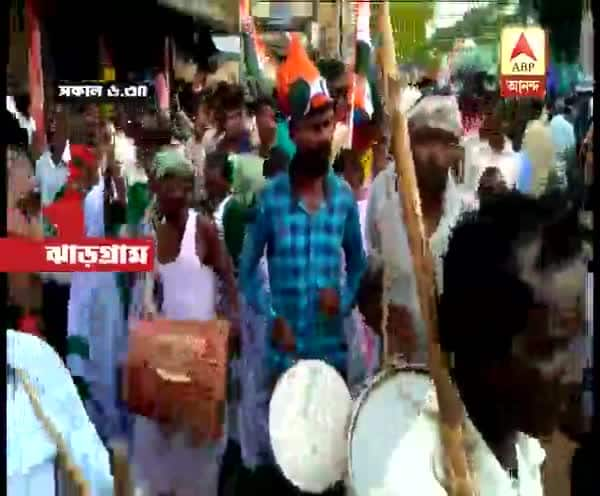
xmin=230 ymin=153 xmax=266 ymax=207
xmin=152 ymin=149 xmax=194 ymax=180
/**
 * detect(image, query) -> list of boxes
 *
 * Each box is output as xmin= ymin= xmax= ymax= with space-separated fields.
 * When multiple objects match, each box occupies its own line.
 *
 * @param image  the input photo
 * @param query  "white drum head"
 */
xmin=269 ymin=360 xmax=352 ymax=494
xmin=348 ymin=368 xmax=432 ymax=496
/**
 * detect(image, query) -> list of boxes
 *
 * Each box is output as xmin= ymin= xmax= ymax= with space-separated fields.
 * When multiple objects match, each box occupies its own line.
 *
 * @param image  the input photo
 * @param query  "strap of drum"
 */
xmin=380 ymin=170 xmax=405 ymax=369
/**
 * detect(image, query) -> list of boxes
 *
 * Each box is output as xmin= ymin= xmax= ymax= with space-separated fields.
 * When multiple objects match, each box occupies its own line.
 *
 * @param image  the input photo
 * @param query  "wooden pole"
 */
xmin=25 ymin=0 xmax=45 ymax=156
xmin=379 ymin=0 xmax=474 ymax=492
xmin=389 ymin=102 xmax=473 ymax=496
xmin=110 ymin=439 xmax=134 ymax=496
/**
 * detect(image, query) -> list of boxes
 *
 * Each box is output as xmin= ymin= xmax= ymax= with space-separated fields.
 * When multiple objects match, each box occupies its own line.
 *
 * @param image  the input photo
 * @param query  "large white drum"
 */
xmin=269 ymin=360 xmax=352 ymax=493
xmin=347 ymin=365 xmax=432 ymax=496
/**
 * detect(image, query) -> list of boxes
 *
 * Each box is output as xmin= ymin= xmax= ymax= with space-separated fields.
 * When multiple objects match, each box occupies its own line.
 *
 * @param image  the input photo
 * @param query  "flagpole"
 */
xmin=26 ymin=0 xmax=45 ymax=156
xmin=344 ymin=0 xmax=360 ymax=150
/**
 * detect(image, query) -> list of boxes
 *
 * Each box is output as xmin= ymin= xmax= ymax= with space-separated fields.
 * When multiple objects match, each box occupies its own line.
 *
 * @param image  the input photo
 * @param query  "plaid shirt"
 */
xmin=240 ymin=170 xmax=367 ymax=376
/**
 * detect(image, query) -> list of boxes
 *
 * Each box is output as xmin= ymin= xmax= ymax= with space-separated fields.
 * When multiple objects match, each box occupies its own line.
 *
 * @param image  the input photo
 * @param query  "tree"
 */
xmin=387 ymin=2 xmax=435 ymax=65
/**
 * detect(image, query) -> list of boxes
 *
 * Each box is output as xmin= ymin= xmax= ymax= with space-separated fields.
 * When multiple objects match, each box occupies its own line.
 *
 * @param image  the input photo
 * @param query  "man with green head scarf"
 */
xmin=222 ymin=153 xmax=267 ymax=269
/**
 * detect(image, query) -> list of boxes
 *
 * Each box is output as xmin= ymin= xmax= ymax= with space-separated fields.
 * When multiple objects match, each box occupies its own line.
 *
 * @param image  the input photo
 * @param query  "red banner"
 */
xmin=0 ymin=238 xmax=154 ymax=272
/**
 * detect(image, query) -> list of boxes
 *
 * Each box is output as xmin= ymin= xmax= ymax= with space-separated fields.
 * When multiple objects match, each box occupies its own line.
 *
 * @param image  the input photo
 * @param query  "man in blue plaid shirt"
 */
xmin=239 ymin=76 xmax=367 ymax=383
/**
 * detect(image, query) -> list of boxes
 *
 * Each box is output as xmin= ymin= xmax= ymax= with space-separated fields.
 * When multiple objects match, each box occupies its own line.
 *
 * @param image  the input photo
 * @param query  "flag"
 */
xmin=351 ymin=0 xmax=374 ymax=124
xmin=240 ymin=0 xmax=276 ymax=95
xmin=276 ymin=33 xmax=330 ymax=120
xmin=349 ymin=1 xmax=382 ymax=153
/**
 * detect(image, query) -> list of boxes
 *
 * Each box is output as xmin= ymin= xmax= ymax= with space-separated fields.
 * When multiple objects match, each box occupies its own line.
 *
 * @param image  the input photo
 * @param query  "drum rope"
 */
xmin=381 ymin=266 xmax=392 ymax=364
xmin=14 ymin=367 xmax=91 ymax=496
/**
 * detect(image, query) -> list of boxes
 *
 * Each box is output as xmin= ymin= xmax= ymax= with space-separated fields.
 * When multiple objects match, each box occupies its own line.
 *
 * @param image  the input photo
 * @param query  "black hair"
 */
xmin=251 ymin=95 xmax=277 ymax=115
xmin=479 ymin=166 xmax=503 ymax=181
xmin=263 ymin=146 xmax=290 ymax=178
xmin=289 ymin=100 xmax=334 ymax=130
xmin=181 ymin=86 xmax=212 ymax=118
xmin=79 ymin=102 xmax=98 ymax=114
xmin=332 ymin=149 xmax=359 ymax=175
xmin=530 ymin=98 xmax=545 ymax=119
xmin=439 ymin=191 xmax=582 ymax=360
xmin=317 ymin=59 xmax=346 ymax=84
xmin=13 ymin=93 xmax=31 ymax=118
xmin=332 ymin=153 xmax=345 ymax=175
xmin=205 ymin=150 xmax=234 ymax=184
xmin=221 ymin=85 xmax=245 ymax=112
xmin=4 ymin=110 xmax=29 ymax=149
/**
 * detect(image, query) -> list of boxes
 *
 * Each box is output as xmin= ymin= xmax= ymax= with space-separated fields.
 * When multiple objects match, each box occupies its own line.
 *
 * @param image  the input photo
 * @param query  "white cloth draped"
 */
xmin=7 ymin=330 xmax=113 ymax=496
xmin=366 ymin=165 xmax=477 ymax=361
xmin=67 ymin=181 xmax=127 ymax=441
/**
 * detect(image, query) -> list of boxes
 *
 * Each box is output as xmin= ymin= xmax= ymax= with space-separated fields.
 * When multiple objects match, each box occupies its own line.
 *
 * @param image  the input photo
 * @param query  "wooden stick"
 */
xmin=389 ymin=104 xmax=474 ymax=496
xmin=110 ymin=439 xmax=134 ymax=496
xmin=16 ymin=368 xmax=91 ymax=496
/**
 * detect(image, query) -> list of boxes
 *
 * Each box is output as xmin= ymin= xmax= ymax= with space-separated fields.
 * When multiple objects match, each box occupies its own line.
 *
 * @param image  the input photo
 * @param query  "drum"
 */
xmin=347 ymin=365 xmax=433 ymax=496
xmin=269 ymin=360 xmax=352 ymax=494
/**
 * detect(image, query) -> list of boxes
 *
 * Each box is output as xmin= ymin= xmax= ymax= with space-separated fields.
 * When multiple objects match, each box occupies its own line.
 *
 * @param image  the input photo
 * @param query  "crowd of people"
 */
xmin=6 ymin=33 xmax=594 ymax=496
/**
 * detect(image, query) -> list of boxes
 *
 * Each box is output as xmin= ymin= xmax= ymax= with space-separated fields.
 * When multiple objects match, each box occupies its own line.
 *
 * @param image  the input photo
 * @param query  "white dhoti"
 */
xmin=66 ymin=182 xmax=127 ymax=441
xmin=133 ymin=415 xmax=226 ymax=496
xmin=67 ymin=272 xmax=127 ymax=442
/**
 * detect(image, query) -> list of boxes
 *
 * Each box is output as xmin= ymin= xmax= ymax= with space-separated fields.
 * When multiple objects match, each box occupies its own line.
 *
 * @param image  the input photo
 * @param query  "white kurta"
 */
xmin=7 ymin=330 xmax=113 ymax=496
xmin=463 ymin=139 xmax=520 ymax=192
xmin=67 ymin=181 xmax=126 ymax=441
xmin=132 ymin=210 xmax=226 ymax=496
xmin=374 ymin=387 xmax=546 ymax=496
xmin=365 ymin=165 xmax=477 ymax=362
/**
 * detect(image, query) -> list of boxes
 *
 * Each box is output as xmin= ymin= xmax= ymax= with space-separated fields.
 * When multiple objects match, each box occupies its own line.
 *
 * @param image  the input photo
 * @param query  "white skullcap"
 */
xmin=407 ymin=95 xmax=463 ymax=137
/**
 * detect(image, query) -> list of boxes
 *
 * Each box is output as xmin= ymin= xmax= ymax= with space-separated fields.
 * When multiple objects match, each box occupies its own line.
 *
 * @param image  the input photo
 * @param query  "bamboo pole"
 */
xmin=110 ymin=439 xmax=135 ymax=496
xmin=16 ymin=367 xmax=91 ymax=496
xmin=389 ymin=103 xmax=473 ymax=496
xmin=377 ymin=1 xmax=399 ymax=105
xmin=378 ymin=0 xmax=474 ymax=492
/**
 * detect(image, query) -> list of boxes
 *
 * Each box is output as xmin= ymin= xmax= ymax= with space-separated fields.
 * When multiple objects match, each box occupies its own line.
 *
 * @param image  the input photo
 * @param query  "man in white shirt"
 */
xmin=362 ymin=192 xmax=585 ymax=495
xmin=359 ymin=95 xmax=475 ymax=360
xmin=35 ymin=109 xmax=71 ymax=360
xmin=549 ymin=100 xmax=576 ymax=189
xmin=7 ymin=329 xmax=113 ymax=496
xmin=463 ymin=112 xmax=520 ymax=191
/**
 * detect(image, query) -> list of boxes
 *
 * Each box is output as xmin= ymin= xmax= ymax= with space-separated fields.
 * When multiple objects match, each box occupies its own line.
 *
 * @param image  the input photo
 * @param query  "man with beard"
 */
xmin=239 ymin=69 xmax=366 ymax=495
xmin=362 ymin=95 xmax=474 ymax=362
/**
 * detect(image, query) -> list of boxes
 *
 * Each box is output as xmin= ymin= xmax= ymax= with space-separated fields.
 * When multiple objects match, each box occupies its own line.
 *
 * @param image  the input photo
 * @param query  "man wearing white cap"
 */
xmin=360 ymin=94 xmax=477 ymax=362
